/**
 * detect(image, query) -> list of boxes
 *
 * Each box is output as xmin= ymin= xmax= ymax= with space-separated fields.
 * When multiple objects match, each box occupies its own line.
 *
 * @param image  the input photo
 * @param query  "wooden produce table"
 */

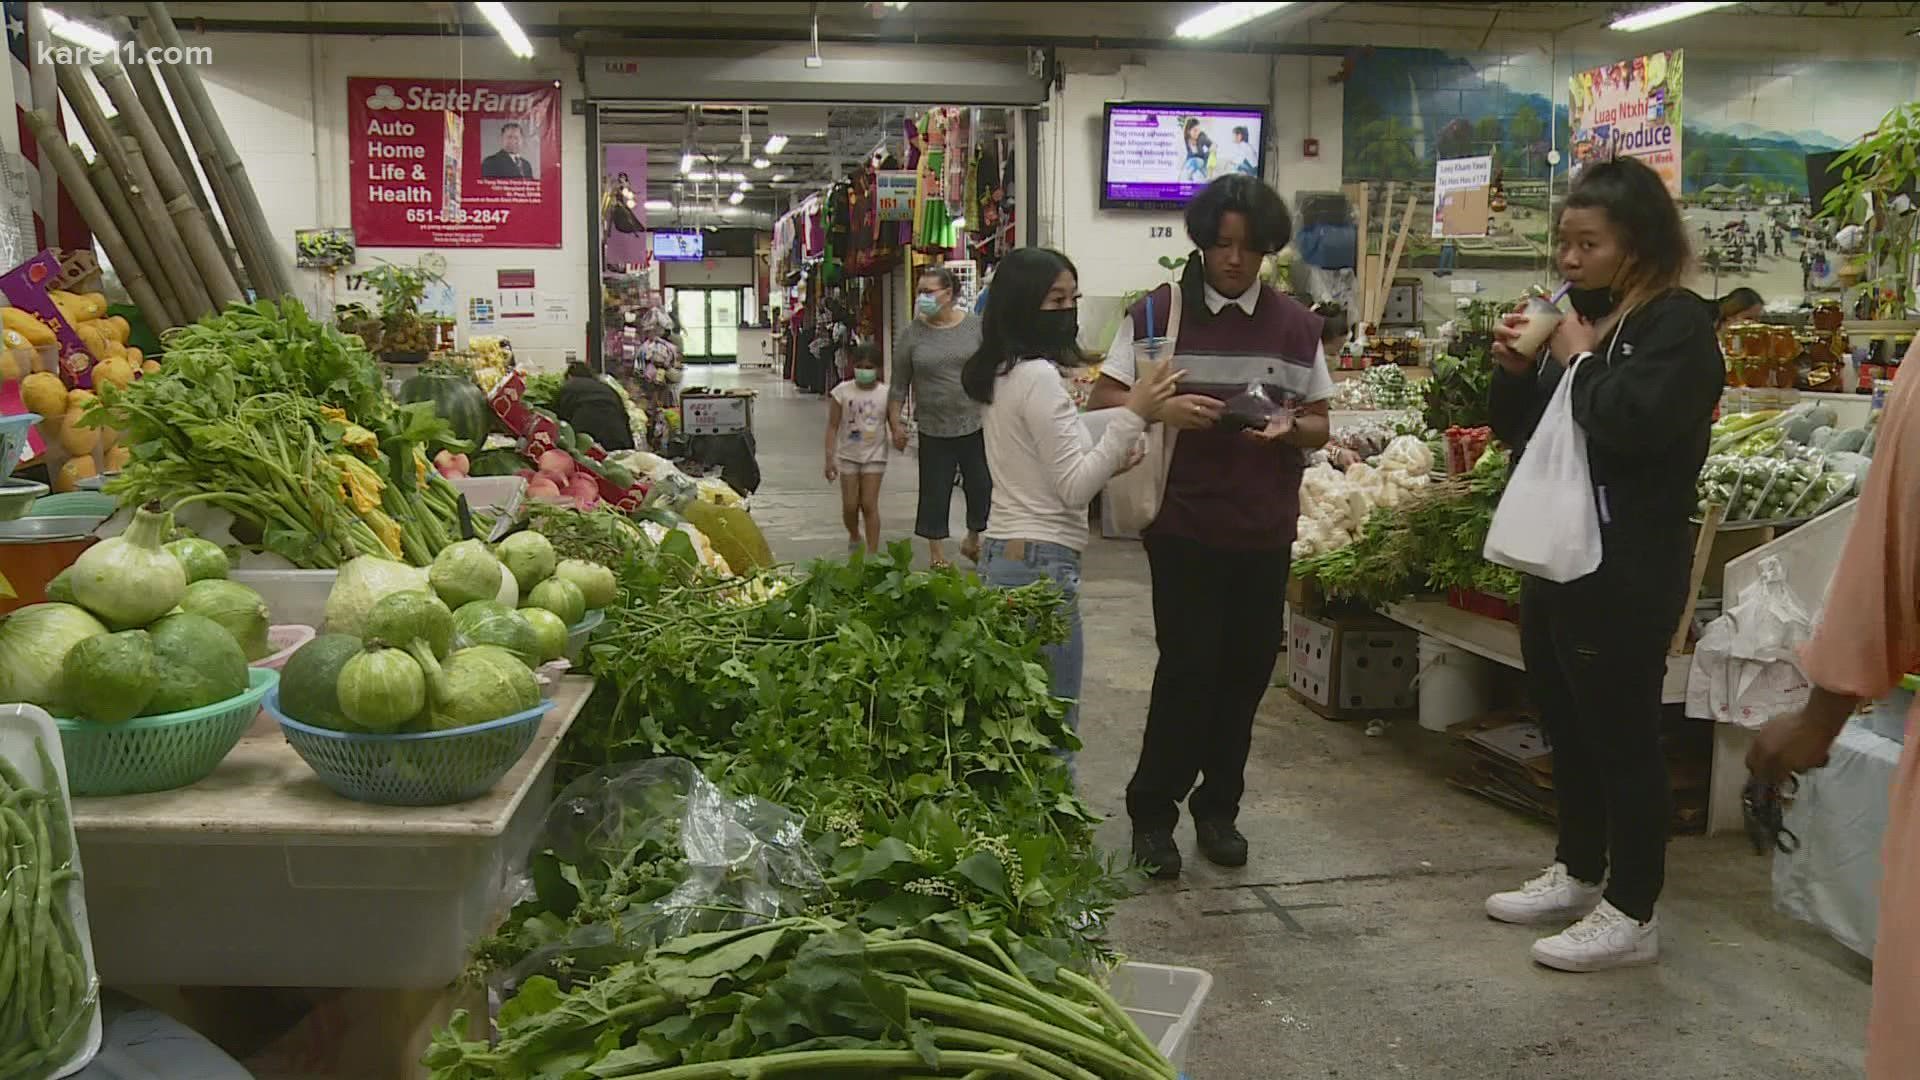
xmin=71 ymin=675 xmax=592 ymax=990
xmin=1381 ymin=599 xmax=1691 ymax=704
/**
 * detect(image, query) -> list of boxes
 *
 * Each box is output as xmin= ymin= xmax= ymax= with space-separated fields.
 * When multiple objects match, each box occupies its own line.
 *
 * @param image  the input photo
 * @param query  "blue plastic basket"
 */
xmin=264 ymin=689 xmax=549 ymax=806
xmin=56 ymin=668 xmax=278 ymax=796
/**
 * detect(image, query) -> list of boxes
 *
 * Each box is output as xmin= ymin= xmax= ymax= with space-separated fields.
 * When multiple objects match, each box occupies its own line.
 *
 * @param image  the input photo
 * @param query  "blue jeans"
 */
xmin=980 ymin=539 xmax=1084 ymax=757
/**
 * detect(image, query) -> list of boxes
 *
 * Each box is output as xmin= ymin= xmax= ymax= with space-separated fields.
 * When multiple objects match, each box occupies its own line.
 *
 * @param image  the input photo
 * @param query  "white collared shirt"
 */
xmin=1102 ymin=283 xmax=1331 ymax=401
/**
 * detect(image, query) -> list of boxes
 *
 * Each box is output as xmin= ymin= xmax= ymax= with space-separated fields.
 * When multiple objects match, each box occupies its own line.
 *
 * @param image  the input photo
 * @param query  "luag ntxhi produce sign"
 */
xmin=1567 ymin=50 xmax=1684 ymax=198
xmin=348 ymin=77 xmax=562 ymax=248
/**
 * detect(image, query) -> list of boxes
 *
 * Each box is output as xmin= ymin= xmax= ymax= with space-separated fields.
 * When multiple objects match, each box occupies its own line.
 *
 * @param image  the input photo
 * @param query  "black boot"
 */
xmin=1132 ymin=829 xmax=1182 ymax=880
xmin=1194 ymin=819 xmax=1248 ymax=868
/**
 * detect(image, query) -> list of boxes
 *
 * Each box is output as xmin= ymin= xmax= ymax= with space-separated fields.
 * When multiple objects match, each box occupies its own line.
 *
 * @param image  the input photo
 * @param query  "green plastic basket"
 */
xmin=55 ymin=668 xmax=279 ymax=797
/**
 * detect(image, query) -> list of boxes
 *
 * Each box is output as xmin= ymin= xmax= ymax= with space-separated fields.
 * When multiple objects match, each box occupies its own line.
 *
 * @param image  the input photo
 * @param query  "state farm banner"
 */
xmin=1567 ymin=51 xmax=1684 ymax=198
xmin=349 ymin=77 xmax=562 ymax=248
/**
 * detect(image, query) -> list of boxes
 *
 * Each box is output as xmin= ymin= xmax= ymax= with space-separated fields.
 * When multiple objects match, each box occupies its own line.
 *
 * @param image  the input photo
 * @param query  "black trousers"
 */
xmin=1126 ymin=533 xmax=1292 ymax=832
xmin=1519 ymin=529 xmax=1689 ymax=923
xmin=915 ymin=430 xmax=991 ymax=541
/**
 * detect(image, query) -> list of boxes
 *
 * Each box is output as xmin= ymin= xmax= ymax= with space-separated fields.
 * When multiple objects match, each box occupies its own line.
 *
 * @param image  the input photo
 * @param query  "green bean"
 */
xmin=33 ymin=739 xmax=70 ymax=870
xmin=24 ymin=805 xmax=52 ymax=1048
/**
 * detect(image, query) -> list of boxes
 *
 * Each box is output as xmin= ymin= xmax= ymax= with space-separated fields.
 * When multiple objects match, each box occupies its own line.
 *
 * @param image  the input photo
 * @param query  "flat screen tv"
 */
xmin=1101 ymin=102 xmax=1269 ymax=210
xmin=652 ymin=230 xmax=705 ymax=261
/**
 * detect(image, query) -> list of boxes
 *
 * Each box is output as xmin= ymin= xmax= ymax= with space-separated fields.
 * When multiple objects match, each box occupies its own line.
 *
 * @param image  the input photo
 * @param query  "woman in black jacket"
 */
xmin=1482 ymin=158 xmax=1724 ymax=973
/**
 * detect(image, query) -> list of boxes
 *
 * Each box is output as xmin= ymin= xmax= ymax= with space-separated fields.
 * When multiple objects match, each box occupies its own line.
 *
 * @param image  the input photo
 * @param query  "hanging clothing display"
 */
xmin=916 ymin=114 xmax=955 ymax=252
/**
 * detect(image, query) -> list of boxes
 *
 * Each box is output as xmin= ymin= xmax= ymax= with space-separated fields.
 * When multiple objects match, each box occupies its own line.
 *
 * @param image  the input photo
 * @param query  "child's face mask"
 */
xmin=854 ymin=369 xmax=879 ymax=387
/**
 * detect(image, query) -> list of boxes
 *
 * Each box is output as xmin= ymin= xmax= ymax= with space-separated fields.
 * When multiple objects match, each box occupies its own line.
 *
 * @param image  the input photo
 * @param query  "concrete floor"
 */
xmin=725 ymin=364 xmax=1873 ymax=1079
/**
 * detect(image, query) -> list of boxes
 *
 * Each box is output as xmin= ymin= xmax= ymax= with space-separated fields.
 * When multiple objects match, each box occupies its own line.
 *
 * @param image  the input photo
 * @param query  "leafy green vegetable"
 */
xmin=1420 ymin=349 xmax=1495 ymax=433
xmin=91 ymin=298 xmax=470 ymax=568
xmin=430 ymin=917 xmax=1175 ymax=1080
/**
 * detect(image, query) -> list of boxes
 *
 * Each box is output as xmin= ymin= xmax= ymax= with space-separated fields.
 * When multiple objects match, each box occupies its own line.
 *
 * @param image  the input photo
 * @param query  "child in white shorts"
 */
xmin=825 ymin=345 xmax=889 ymax=555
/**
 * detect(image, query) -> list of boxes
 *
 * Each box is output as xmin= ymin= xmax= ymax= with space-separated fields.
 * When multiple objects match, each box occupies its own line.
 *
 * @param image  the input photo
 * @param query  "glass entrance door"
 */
xmin=672 ymin=289 xmax=740 ymax=363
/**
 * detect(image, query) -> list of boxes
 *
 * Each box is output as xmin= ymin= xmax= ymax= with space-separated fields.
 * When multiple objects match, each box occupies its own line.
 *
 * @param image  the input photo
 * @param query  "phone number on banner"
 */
xmin=405 ymin=208 xmax=513 ymax=225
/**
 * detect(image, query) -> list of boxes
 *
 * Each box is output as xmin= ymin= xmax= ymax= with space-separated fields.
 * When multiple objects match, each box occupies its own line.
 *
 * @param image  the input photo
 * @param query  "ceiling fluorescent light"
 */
xmin=728 ymin=191 xmax=745 ymax=205
xmin=1174 ymin=2 xmax=1295 ymax=40
xmin=738 ymin=181 xmax=754 ymax=191
xmin=764 ymin=134 xmax=790 ymax=154
xmin=753 ymin=158 xmax=771 ymax=170
xmin=643 ymin=199 xmax=672 ymax=211
xmin=473 ymin=2 xmax=535 ymax=58
xmin=680 ymin=153 xmax=695 ymax=175
xmin=1608 ymin=2 xmax=1736 ymax=31
xmin=687 ymin=171 xmax=712 ymax=181
xmin=771 ymin=173 xmax=789 ymax=182
xmin=44 ymin=10 xmax=117 ymax=52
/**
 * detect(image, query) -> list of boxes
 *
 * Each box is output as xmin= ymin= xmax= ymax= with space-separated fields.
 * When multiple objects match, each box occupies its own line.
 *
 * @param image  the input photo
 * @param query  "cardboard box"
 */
xmin=1287 ymin=609 xmax=1418 ymax=719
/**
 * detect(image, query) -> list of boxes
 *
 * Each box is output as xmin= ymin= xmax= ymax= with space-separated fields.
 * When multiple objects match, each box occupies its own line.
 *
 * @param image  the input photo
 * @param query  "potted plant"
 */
xmin=1818 ymin=101 xmax=1920 ymax=319
xmin=337 ymin=258 xmax=452 ymax=360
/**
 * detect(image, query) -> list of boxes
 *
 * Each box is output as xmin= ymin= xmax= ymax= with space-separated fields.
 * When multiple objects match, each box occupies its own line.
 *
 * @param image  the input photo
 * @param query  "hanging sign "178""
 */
xmin=348 ymin=77 xmax=563 ymax=249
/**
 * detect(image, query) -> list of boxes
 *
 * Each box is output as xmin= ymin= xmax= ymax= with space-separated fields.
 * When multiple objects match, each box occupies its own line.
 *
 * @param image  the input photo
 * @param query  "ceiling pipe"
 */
xmin=107 ymin=15 xmax=1356 ymax=55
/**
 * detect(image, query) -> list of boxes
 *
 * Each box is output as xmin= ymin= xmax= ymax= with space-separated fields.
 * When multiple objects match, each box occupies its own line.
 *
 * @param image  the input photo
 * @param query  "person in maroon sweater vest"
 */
xmin=1093 ymin=174 xmax=1334 ymax=879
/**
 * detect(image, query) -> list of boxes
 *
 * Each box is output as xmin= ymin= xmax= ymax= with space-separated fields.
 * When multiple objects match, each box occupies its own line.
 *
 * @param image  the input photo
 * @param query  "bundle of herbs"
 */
xmin=87 ymin=299 xmax=469 ymax=567
xmin=432 ymin=917 xmax=1177 ymax=1080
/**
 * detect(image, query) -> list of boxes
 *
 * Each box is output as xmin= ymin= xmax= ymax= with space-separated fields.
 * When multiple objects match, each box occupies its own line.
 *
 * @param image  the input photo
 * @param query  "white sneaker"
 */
xmin=1484 ymin=863 xmax=1604 ymax=925
xmin=1530 ymin=901 xmax=1659 ymax=972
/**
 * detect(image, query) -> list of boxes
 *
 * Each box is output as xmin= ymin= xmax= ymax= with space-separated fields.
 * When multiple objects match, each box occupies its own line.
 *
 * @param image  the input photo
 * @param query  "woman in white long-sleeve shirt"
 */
xmin=960 ymin=248 xmax=1180 ymax=754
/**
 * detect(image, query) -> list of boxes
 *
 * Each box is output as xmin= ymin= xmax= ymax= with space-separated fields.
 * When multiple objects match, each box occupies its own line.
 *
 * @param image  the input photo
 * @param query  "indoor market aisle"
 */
xmin=737 ymin=370 xmax=1872 ymax=1079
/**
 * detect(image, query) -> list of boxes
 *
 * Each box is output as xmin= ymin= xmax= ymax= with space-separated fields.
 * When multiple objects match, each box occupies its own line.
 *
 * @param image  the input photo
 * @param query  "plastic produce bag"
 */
xmin=1685 ymin=555 xmax=1813 ymax=729
xmin=496 ymin=757 xmax=824 ymax=992
xmin=1482 ymin=362 xmax=1601 ymax=583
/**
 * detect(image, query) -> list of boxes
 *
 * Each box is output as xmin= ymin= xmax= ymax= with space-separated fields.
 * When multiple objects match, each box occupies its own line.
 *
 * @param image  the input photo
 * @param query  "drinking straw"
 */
xmin=1144 ymin=294 xmax=1156 ymax=341
xmin=1550 ymin=282 xmax=1573 ymax=304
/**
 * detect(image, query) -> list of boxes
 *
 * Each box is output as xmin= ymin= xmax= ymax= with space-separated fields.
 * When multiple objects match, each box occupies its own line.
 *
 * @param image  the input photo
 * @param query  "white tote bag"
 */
xmin=1482 ymin=357 xmax=1603 ymax=583
xmin=1104 ymin=286 xmax=1182 ymax=535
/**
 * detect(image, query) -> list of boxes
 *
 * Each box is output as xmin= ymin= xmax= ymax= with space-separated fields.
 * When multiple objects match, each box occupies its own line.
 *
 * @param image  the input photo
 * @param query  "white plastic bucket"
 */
xmin=1416 ymin=637 xmax=1494 ymax=732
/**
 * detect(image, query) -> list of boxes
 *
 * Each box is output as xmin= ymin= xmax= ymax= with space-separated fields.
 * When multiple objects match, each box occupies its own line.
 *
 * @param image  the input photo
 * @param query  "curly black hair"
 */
xmin=1179 ymin=173 xmax=1293 ymax=310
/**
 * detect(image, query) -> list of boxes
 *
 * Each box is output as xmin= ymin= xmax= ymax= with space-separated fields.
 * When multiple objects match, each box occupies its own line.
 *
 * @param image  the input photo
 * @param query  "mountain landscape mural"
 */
xmin=1343 ymin=48 xmax=1918 ymax=196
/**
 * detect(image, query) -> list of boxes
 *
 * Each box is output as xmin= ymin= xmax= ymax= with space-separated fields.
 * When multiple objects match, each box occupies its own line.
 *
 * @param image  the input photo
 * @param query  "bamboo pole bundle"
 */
xmin=117 ymin=17 xmax=245 ymax=293
xmin=114 ymin=124 xmax=216 ymax=320
xmin=1345 ymin=182 xmax=1369 ymax=322
xmin=139 ymin=46 xmax=276 ymax=304
xmin=52 ymin=62 xmax=213 ymax=320
xmin=85 ymin=158 xmax=183 ymax=326
xmin=145 ymin=3 xmax=293 ymax=299
xmin=91 ymin=55 xmax=242 ymax=307
xmin=22 ymin=110 xmax=172 ymax=331
xmin=1375 ymin=198 xmax=1419 ymax=326
xmin=133 ymin=34 xmax=270 ymax=305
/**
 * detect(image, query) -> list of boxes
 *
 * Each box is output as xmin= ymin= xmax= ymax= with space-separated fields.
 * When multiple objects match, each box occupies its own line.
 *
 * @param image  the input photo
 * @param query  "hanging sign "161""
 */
xmin=348 ymin=77 xmax=563 ymax=248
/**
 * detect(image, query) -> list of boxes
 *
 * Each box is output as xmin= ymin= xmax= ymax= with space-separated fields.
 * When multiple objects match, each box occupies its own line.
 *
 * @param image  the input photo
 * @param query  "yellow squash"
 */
xmin=54 ymin=455 xmax=96 ymax=493
xmin=1 ymin=307 xmax=53 ymax=346
xmin=19 ymin=371 xmax=65 ymax=417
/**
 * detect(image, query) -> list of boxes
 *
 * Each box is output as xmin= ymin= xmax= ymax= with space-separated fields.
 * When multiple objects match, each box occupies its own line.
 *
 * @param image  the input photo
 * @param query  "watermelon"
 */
xmin=470 ymin=448 xmax=530 ymax=477
xmin=399 ymin=371 xmax=491 ymax=454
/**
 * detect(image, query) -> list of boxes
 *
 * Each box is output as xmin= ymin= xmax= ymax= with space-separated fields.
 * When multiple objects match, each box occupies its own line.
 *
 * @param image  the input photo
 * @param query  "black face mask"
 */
xmin=1033 ymin=308 xmax=1079 ymax=352
xmin=1566 ymin=285 xmax=1618 ymax=321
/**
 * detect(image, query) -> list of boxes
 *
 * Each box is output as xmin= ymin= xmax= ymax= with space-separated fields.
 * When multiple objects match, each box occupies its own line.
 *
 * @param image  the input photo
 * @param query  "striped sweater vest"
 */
xmin=1128 ymin=283 xmax=1324 ymax=551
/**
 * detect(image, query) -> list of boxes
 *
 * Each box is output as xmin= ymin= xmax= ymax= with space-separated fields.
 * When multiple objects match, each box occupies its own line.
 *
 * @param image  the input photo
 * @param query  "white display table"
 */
xmin=71 ymin=675 xmax=591 ymax=989
xmin=1381 ymin=599 xmax=1692 ymax=704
